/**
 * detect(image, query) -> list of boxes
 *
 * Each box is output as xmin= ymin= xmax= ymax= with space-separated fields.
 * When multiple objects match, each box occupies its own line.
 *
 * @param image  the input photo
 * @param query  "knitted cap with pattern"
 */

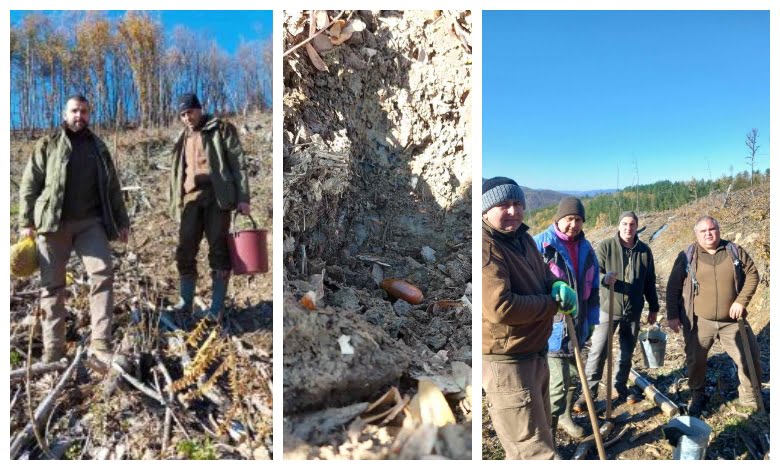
xmin=482 ymin=177 xmax=526 ymax=213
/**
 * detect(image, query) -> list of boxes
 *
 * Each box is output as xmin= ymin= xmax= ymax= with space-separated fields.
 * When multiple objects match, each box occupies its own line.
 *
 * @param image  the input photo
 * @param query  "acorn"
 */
xmin=380 ymin=279 xmax=424 ymax=305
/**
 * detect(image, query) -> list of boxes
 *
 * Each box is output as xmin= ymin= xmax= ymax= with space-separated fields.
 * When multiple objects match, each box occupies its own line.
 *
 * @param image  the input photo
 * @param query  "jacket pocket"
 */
xmin=33 ymin=194 xmax=50 ymax=229
xmin=484 ymin=385 xmax=537 ymax=446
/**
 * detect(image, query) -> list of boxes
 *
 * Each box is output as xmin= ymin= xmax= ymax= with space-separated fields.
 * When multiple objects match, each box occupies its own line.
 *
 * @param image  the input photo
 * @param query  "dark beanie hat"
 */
xmin=619 ymin=211 xmax=638 ymax=224
xmin=554 ymin=197 xmax=586 ymax=222
xmin=482 ymin=177 xmax=526 ymax=213
xmin=177 ymin=93 xmax=202 ymax=113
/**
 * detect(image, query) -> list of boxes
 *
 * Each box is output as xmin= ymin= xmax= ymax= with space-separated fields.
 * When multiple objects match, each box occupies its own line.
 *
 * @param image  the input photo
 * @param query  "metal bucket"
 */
xmin=639 ymin=326 xmax=667 ymax=368
xmin=227 ymin=213 xmax=268 ymax=275
xmin=665 ymin=416 xmax=712 ymax=460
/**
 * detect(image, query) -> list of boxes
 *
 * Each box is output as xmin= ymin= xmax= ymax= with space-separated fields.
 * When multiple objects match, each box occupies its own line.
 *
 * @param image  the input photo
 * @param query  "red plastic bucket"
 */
xmin=227 ymin=213 xmax=268 ymax=275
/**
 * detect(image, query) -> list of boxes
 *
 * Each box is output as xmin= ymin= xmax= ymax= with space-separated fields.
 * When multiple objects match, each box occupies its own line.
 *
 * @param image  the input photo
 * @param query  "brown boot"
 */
xmin=41 ymin=345 xmax=66 ymax=363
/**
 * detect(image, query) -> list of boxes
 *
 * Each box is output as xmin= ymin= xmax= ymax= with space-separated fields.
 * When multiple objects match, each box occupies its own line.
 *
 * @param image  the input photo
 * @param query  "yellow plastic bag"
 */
xmin=10 ymin=237 xmax=38 ymax=278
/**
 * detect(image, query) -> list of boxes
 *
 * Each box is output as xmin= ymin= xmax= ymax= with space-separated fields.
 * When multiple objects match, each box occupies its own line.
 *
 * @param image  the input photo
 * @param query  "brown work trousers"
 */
xmin=483 ymin=355 xmax=555 ymax=460
xmin=37 ymin=217 xmax=114 ymax=358
xmin=175 ymin=187 xmax=231 ymax=277
xmin=684 ymin=316 xmax=763 ymax=399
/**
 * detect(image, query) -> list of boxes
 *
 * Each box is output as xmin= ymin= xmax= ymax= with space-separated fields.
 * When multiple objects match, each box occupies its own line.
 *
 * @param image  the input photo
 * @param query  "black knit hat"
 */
xmin=554 ymin=197 xmax=586 ymax=222
xmin=177 ymin=93 xmax=202 ymax=113
xmin=482 ymin=177 xmax=526 ymax=213
xmin=619 ymin=211 xmax=638 ymax=224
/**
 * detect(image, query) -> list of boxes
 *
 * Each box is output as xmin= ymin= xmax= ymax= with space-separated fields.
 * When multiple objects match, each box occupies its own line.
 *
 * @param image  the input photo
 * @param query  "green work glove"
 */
xmin=551 ymin=281 xmax=577 ymax=317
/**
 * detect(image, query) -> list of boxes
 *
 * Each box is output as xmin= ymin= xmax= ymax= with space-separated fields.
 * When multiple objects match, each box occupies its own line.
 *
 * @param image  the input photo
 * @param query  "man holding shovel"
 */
xmin=533 ymin=197 xmax=600 ymax=441
xmin=577 ymin=211 xmax=660 ymax=411
xmin=482 ymin=177 xmax=578 ymax=459
xmin=666 ymin=215 xmax=762 ymax=417
xmin=168 ymin=93 xmax=251 ymax=319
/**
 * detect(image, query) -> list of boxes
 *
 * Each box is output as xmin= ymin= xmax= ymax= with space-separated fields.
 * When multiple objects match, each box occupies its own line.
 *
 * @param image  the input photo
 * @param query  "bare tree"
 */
xmin=745 ymin=128 xmax=760 ymax=186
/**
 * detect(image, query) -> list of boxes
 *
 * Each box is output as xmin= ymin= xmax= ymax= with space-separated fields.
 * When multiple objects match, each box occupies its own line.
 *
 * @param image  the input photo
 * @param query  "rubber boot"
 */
xmin=171 ymin=276 xmax=196 ymax=313
xmin=551 ymin=416 xmax=563 ymax=460
xmin=208 ymin=271 xmax=229 ymax=320
xmin=558 ymin=390 xmax=586 ymax=438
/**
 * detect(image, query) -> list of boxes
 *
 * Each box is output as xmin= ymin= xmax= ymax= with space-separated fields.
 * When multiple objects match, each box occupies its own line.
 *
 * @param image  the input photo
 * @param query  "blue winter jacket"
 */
xmin=534 ymin=225 xmax=600 ymax=356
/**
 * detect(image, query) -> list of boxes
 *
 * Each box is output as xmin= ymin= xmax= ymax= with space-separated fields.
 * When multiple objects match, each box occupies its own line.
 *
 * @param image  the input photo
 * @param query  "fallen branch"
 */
xmin=112 ymin=361 xmax=166 ymax=406
xmin=10 ymin=346 xmax=85 ymax=459
xmin=629 ymin=368 xmax=680 ymax=417
xmin=10 ymin=360 xmax=69 ymax=383
xmin=283 ymin=10 xmax=348 ymax=57
xmin=604 ymin=425 xmax=631 ymax=447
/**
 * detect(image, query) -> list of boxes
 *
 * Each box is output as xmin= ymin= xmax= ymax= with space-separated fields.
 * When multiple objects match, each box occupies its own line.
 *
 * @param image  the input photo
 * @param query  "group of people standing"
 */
xmin=18 ymin=93 xmax=250 ymax=365
xmin=482 ymin=176 xmax=763 ymax=459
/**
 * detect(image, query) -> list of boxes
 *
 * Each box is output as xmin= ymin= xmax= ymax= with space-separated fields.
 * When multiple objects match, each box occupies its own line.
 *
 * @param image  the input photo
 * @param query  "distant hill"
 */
xmin=566 ymin=189 xmax=618 ymax=198
xmin=521 ymin=186 xmax=572 ymax=211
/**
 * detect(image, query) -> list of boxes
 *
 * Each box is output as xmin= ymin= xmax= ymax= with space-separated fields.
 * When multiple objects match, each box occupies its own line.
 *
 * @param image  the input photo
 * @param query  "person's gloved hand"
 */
xmin=551 ymin=281 xmax=577 ymax=317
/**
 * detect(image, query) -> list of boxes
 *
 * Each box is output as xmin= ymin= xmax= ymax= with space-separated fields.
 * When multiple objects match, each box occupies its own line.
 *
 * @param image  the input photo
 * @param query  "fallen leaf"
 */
xmin=311 ymin=34 xmax=334 ymax=53
xmin=305 ymin=43 xmax=329 ymax=72
xmin=408 ymin=379 xmax=456 ymax=427
xmin=328 ymin=19 xmax=345 ymax=37
xmin=314 ymin=10 xmax=329 ymax=30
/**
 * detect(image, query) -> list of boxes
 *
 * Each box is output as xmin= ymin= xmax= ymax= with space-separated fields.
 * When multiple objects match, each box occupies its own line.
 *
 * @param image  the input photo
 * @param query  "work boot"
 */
xmin=89 ymin=348 xmax=114 ymax=366
xmin=551 ymin=417 xmax=563 ymax=459
xmin=208 ymin=271 xmax=230 ymax=320
xmin=572 ymin=389 xmax=594 ymax=413
xmin=737 ymin=390 xmax=760 ymax=411
xmin=688 ymin=391 xmax=709 ymax=418
xmin=626 ymin=385 xmax=642 ymax=404
xmin=41 ymin=345 xmax=66 ymax=363
xmin=171 ymin=276 xmax=196 ymax=313
xmin=559 ymin=390 xmax=585 ymax=438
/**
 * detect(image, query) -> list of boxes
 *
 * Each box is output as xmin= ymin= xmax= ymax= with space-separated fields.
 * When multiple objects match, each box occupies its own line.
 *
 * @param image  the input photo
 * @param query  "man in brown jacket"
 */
xmin=169 ymin=93 xmax=250 ymax=320
xmin=482 ymin=177 xmax=577 ymax=459
xmin=666 ymin=215 xmax=762 ymax=416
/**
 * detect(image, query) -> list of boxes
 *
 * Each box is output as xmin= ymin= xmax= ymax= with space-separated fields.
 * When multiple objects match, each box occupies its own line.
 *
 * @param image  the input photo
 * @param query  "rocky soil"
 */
xmin=282 ymin=10 xmax=472 ymax=459
xmin=9 ymin=112 xmax=273 ymax=459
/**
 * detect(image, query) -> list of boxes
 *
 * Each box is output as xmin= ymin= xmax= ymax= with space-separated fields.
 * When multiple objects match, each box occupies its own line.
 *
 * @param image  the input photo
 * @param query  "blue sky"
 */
xmin=10 ymin=10 xmax=272 ymax=54
xmin=483 ymin=10 xmax=770 ymax=192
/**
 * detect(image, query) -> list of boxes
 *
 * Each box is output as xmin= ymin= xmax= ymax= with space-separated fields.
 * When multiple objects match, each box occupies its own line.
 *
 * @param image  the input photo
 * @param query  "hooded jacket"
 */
xmin=483 ymin=221 xmax=560 ymax=358
xmin=595 ymin=233 xmax=660 ymax=319
xmin=18 ymin=126 xmax=129 ymax=240
xmin=534 ymin=225 xmax=600 ymax=356
xmin=168 ymin=115 xmax=250 ymax=219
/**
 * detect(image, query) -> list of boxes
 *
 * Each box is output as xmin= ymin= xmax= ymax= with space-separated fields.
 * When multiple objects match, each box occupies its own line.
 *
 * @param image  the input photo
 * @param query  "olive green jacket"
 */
xmin=168 ymin=115 xmax=250 ymax=219
xmin=18 ymin=127 xmax=129 ymax=240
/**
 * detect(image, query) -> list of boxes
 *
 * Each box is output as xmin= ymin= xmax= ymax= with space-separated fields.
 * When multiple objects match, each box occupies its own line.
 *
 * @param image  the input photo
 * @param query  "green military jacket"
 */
xmin=168 ymin=115 xmax=250 ymax=219
xmin=18 ymin=127 xmax=130 ymax=240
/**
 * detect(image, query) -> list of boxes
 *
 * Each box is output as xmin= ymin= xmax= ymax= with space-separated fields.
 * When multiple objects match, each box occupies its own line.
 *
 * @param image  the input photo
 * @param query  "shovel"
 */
xmin=565 ymin=313 xmax=607 ymax=460
xmin=737 ymin=317 xmax=764 ymax=413
xmin=600 ymin=283 xmax=616 ymax=437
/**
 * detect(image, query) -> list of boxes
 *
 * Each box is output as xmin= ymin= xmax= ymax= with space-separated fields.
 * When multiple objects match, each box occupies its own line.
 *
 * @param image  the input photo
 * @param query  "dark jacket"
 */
xmin=482 ymin=221 xmax=560 ymax=358
xmin=18 ymin=126 xmax=129 ymax=240
xmin=666 ymin=240 xmax=759 ymax=328
xmin=534 ymin=225 xmax=600 ymax=357
xmin=168 ymin=115 xmax=250 ymax=219
xmin=596 ymin=233 xmax=660 ymax=319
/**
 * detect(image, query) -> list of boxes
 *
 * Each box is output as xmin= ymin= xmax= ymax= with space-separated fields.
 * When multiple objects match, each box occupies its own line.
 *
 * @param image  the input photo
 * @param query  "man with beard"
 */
xmin=18 ymin=95 xmax=130 ymax=364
